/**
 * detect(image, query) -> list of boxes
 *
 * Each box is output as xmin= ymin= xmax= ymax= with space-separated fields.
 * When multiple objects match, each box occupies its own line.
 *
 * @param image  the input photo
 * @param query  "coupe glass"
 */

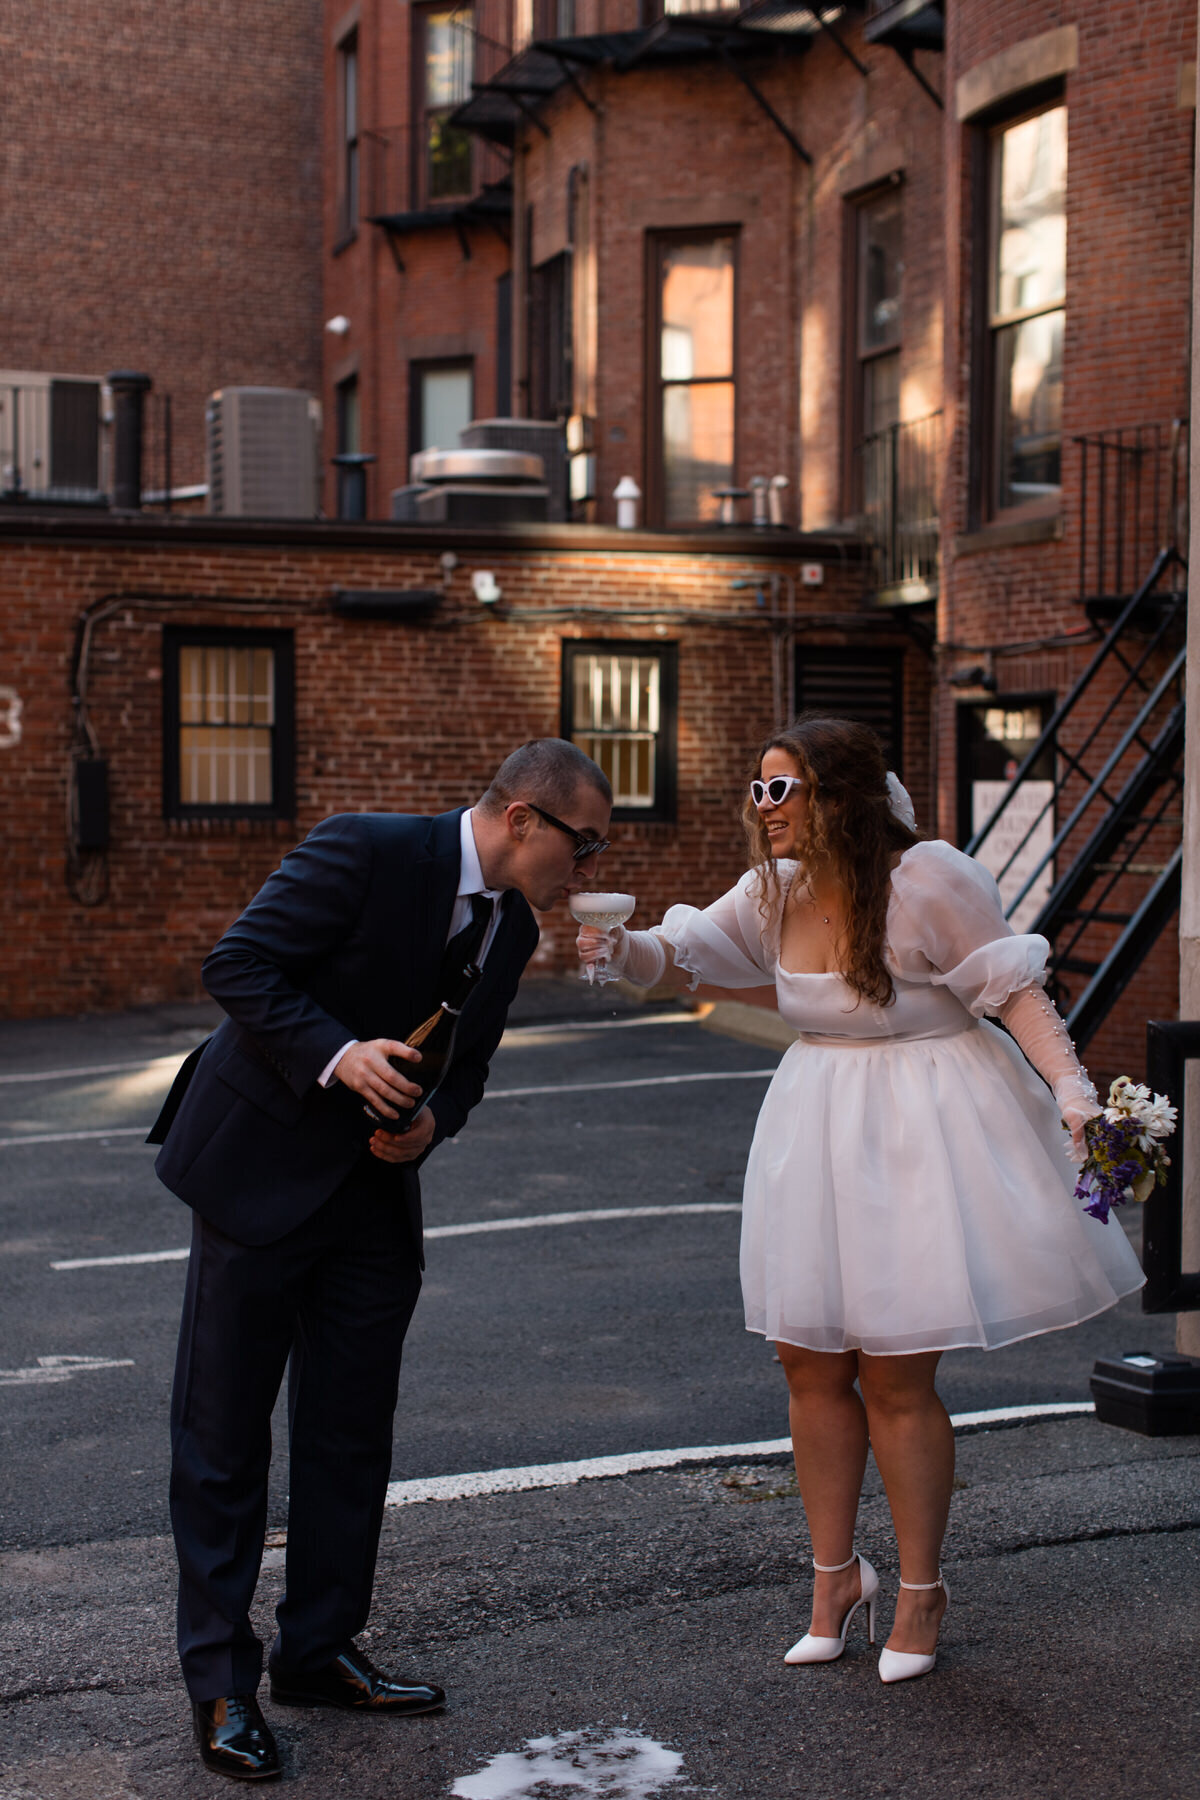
xmin=569 ymin=892 xmax=636 ymax=984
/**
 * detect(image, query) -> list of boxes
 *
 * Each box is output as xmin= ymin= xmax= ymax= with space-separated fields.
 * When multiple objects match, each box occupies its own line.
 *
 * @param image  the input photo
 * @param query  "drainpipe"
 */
xmin=107 ymin=371 xmax=152 ymax=511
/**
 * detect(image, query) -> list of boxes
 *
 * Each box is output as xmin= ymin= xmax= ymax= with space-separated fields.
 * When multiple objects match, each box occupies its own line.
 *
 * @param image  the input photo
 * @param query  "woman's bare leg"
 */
xmin=857 ymin=1351 xmax=952 ymax=1654
xmin=775 ymin=1345 xmax=869 ymax=1635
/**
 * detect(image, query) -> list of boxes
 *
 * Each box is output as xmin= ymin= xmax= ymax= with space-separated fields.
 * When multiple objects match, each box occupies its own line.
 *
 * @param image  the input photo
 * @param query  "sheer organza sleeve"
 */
xmin=655 ymin=866 xmax=787 ymax=991
xmin=888 ymin=840 xmax=1050 ymax=1016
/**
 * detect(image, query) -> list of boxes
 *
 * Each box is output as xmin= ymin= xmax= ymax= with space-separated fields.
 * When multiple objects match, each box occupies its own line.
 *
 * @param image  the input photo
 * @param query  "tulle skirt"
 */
xmin=740 ymin=1019 xmax=1145 ymax=1355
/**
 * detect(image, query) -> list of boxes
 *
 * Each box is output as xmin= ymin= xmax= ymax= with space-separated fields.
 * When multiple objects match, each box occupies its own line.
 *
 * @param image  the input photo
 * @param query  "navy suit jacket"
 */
xmin=151 ymin=809 xmax=539 ymax=1250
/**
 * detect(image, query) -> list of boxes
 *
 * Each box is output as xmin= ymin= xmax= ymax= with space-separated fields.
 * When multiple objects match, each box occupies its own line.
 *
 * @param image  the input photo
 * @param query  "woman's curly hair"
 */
xmin=742 ymin=713 xmax=922 ymax=1007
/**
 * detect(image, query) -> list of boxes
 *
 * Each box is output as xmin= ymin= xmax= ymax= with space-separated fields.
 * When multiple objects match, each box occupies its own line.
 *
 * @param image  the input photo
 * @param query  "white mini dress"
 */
xmin=657 ymin=840 xmax=1145 ymax=1356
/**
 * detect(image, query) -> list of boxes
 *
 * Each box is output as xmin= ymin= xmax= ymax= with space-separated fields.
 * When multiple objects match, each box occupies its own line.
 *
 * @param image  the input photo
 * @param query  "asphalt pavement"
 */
xmin=0 ymin=985 xmax=1196 ymax=1799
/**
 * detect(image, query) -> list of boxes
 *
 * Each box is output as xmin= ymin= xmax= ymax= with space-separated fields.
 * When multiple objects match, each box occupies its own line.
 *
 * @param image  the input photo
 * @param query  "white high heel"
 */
xmin=784 ymin=1552 xmax=879 ymax=1664
xmin=878 ymin=1574 xmax=949 ymax=1684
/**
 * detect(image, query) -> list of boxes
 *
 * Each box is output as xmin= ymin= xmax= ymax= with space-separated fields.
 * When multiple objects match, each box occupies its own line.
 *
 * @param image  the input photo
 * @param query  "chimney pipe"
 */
xmin=107 ymin=371 xmax=153 ymax=510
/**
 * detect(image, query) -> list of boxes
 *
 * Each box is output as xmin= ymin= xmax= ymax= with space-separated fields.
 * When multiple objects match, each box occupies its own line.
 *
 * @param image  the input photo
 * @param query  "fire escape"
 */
xmin=966 ymin=422 xmax=1188 ymax=1052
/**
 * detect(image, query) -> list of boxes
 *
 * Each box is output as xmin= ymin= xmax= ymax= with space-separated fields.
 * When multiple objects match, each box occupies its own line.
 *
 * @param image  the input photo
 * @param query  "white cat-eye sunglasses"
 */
xmin=750 ymin=775 xmax=807 ymax=808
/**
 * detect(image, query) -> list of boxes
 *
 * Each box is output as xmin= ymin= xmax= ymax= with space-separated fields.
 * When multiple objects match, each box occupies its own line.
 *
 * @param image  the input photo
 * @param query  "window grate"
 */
xmin=562 ymin=642 xmax=677 ymax=821
xmin=794 ymin=649 xmax=904 ymax=772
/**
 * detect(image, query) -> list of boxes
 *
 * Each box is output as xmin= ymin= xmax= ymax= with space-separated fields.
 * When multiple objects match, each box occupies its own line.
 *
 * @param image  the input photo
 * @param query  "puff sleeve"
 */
xmin=887 ymin=840 xmax=1049 ymax=1016
xmin=654 ymin=867 xmax=787 ymax=991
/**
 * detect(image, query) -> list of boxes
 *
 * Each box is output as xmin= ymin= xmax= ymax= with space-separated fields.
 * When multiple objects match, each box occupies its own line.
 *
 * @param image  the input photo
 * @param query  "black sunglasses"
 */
xmin=528 ymin=803 xmax=609 ymax=862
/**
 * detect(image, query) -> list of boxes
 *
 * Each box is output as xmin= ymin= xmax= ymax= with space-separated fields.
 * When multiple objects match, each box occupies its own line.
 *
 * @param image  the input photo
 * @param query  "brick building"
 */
xmin=0 ymin=510 xmax=905 ymax=1017
xmin=1 ymin=0 xmax=1194 ymax=1090
xmin=1 ymin=0 xmax=323 ymax=500
xmin=933 ymin=1 xmax=1195 ymax=1074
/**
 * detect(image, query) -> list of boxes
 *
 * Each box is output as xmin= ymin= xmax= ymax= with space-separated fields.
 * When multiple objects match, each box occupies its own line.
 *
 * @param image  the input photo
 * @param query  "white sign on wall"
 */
xmin=972 ymin=779 xmax=1054 ymax=934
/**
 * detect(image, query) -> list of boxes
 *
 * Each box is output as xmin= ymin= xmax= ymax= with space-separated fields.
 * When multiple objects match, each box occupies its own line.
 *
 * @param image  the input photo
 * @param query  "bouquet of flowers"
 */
xmin=1076 ymin=1077 xmax=1177 ymax=1224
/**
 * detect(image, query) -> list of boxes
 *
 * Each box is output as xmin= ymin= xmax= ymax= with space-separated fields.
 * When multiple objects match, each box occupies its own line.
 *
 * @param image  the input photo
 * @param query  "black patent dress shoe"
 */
xmin=268 ymin=1643 xmax=445 ymax=1714
xmin=193 ymin=1693 xmax=281 ymax=1781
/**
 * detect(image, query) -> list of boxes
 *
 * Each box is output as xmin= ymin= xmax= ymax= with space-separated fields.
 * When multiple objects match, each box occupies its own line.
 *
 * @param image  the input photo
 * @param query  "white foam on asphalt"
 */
xmin=451 ymin=1728 xmax=683 ymax=1799
xmin=385 ymin=1403 xmax=1097 ymax=1508
xmin=51 ymin=1203 xmax=743 ymax=1269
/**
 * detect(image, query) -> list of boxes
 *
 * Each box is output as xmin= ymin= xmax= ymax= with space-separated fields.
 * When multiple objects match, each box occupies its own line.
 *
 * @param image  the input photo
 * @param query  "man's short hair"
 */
xmin=479 ymin=739 xmax=612 ymax=818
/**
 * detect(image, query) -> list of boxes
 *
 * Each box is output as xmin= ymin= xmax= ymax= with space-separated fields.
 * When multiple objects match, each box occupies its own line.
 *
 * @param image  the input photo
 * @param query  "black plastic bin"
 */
xmin=1090 ymin=1352 xmax=1200 ymax=1436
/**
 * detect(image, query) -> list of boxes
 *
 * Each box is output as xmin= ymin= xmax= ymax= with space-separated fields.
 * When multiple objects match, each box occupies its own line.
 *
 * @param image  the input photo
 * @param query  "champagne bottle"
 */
xmin=363 ymin=961 xmax=482 ymax=1135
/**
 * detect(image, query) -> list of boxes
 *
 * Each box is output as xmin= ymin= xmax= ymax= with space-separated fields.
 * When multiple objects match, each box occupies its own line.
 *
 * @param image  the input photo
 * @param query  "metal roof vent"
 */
xmin=398 ymin=444 xmax=550 ymax=525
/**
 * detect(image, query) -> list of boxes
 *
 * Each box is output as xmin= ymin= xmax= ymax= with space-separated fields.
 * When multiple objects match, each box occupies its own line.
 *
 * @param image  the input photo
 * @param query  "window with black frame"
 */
xmin=530 ymin=254 xmax=569 ymax=422
xmin=337 ymin=31 xmax=359 ymax=241
xmin=848 ymin=185 xmax=903 ymax=528
xmin=163 ymin=629 xmax=295 ymax=820
xmin=562 ymin=641 xmax=677 ymax=821
xmin=986 ymin=102 xmax=1066 ymax=519
xmin=957 ymin=697 xmax=1055 ymax=930
xmin=410 ymin=359 xmax=474 ymax=454
xmin=416 ymin=5 xmax=474 ymax=204
xmin=650 ymin=231 xmax=737 ymax=528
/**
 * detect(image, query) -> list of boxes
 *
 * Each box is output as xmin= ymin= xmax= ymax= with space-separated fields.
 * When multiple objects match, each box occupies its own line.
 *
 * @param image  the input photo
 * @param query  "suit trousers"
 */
xmin=169 ymin=1156 xmax=423 ymax=1701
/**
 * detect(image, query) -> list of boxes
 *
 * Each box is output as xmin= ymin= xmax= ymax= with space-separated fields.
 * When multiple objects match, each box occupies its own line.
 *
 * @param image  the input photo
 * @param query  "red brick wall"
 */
xmin=0 ymin=515 xmax=904 ymax=1017
xmin=1 ymin=0 xmax=323 ymax=493
xmin=321 ymin=0 xmax=514 ymax=516
xmin=514 ymin=17 xmax=945 ymax=530
xmin=936 ymin=0 xmax=1195 ymax=1080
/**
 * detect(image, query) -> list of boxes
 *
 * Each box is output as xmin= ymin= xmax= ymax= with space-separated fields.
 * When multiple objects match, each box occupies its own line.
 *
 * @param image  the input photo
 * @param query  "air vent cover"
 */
xmin=207 ymin=388 xmax=320 ymax=518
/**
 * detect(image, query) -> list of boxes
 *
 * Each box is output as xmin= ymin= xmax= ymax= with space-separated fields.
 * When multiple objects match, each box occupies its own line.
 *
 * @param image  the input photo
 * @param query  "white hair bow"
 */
xmin=886 ymin=771 xmax=917 ymax=831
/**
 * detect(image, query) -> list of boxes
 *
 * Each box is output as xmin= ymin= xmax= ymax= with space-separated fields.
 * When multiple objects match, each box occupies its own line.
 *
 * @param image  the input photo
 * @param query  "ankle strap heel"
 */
xmin=785 ymin=1552 xmax=880 ymax=1666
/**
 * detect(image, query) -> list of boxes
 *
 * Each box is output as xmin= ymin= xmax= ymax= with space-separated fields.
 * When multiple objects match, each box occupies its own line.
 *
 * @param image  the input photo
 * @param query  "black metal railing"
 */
xmin=854 ymin=410 xmax=941 ymax=596
xmin=1074 ymin=418 xmax=1188 ymax=606
xmin=966 ymin=544 xmax=1187 ymax=1050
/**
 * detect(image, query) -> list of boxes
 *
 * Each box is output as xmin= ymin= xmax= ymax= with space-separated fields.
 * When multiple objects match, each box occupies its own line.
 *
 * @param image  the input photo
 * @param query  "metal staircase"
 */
xmin=965 ymin=544 xmax=1186 ymax=1052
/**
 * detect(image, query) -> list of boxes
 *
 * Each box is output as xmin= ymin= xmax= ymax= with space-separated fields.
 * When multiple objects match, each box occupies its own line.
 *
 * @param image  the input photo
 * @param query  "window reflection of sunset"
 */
xmin=659 ymin=239 xmax=735 ymax=524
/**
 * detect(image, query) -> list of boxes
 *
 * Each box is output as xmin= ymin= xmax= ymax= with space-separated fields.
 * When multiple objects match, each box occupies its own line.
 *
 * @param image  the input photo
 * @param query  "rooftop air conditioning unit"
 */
xmin=206 ymin=387 xmax=321 ymax=518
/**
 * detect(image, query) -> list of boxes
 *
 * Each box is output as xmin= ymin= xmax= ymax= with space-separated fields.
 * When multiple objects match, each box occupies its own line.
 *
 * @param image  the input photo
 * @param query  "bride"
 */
xmin=577 ymin=715 xmax=1143 ymax=1683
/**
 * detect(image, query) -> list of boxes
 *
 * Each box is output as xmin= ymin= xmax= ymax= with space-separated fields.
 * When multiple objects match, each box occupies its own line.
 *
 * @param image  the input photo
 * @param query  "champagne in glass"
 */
xmin=569 ymin=892 xmax=636 ymax=984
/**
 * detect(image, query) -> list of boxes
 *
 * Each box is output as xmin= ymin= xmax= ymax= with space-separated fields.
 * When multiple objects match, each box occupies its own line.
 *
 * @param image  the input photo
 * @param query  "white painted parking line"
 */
xmin=384 ymin=1403 xmax=1098 ymax=1508
xmin=0 ymin=1126 xmax=148 ymax=1149
xmin=501 ymin=1009 xmax=703 ymax=1039
xmin=5 ymin=1067 xmax=776 ymax=1151
xmin=0 ymin=1014 xmax=704 ymax=1090
xmin=484 ymin=1068 xmax=775 ymax=1101
xmin=51 ymin=1202 xmax=743 ymax=1269
xmin=0 ymin=1353 xmax=135 ymax=1388
xmin=0 ymin=1058 xmax=176 ymax=1086
xmin=52 ymin=1247 xmax=191 ymax=1270
xmin=428 ymin=1202 xmax=741 ymax=1238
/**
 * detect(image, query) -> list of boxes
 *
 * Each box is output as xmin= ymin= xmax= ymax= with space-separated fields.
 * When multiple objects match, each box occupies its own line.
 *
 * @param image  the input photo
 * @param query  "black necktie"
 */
xmin=439 ymin=892 xmax=493 ymax=996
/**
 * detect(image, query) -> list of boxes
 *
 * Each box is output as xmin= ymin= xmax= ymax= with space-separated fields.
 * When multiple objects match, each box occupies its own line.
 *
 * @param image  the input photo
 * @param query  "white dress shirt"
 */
xmin=319 ymin=808 xmax=502 ymax=1088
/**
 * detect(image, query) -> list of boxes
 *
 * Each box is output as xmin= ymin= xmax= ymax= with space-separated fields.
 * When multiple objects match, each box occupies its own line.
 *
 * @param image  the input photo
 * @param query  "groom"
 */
xmin=150 ymin=739 xmax=612 ymax=1781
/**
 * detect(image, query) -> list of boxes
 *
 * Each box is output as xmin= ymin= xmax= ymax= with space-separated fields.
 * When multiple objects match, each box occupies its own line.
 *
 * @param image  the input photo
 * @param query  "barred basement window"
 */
xmin=163 ymin=627 xmax=295 ymax=820
xmin=561 ymin=641 xmax=677 ymax=822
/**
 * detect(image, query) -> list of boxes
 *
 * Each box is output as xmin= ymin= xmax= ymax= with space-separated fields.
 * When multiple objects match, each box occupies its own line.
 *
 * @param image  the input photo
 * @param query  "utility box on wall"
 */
xmin=206 ymin=388 xmax=321 ymax=518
